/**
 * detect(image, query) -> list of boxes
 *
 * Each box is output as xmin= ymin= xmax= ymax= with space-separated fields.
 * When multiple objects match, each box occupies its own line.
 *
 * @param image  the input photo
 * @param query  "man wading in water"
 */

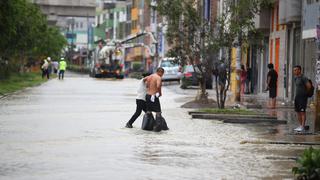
xmin=145 ymin=67 xmax=164 ymax=117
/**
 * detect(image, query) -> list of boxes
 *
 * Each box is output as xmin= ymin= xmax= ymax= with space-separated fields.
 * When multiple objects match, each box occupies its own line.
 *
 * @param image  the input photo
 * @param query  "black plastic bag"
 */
xmin=154 ymin=115 xmax=169 ymax=132
xmin=153 ymin=117 xmax=162 ymax=132
xmin=160 ymin=116 xmax=169 ymax=131
xmin=141 ymin=113 xmax=155 ymax=131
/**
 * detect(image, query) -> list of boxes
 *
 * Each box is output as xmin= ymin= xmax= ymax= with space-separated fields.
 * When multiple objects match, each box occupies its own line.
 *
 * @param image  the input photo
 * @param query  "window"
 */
xmin=151 ymin=9 xmax=156 ymax=23
xmin=133 ymin=0 xmax=139 ymax=7
xmin=127 ymin=5 xmax=132 ymax=20
xmin=276 ymin=2 xmax=279 ymax=31
xmin=132 ymin=20 xmax=137 ymax=29
xmin=306 ymin=0 xmax=314 ymax=4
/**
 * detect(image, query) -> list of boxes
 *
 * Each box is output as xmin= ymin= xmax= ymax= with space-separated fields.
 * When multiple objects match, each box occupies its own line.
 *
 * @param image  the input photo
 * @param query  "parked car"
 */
xmin=180 ymin=64 xmax=213 ymax=89
xmin=180 ymin=65 xmax=198 ymax=89
xmin=159 ymin=58 xmax=181 ymax=82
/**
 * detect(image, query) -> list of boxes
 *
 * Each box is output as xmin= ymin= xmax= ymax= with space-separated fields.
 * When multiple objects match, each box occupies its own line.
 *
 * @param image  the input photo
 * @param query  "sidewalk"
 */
xmin=167 ymin=84 xmax=320 ymax=144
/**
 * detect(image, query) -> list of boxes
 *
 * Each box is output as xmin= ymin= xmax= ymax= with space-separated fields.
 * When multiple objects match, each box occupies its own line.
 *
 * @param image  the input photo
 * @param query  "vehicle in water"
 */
xmin=89 ymin=43 xmax=124 ymax=79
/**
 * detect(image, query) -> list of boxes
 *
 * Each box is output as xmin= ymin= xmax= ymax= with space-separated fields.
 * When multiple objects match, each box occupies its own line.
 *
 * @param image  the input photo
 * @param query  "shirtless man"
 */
xmin=145 ymin=67 xmax=164 ymax=117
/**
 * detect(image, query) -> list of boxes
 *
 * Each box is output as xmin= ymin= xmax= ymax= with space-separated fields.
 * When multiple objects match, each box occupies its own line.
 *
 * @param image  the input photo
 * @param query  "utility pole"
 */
xmin=235 ymin=39 xmax=241 ymax=102
xmin=229 ymin=0 xmax=242 ymax=103
xmin=71 ymin=3 xmax=75 ymax=52
xmin=86 ymin=13 xmax=90 ymax=68
xmin=315 ymin=24 xmax=320 ymax=132
xmin=151 ymin=0 xmax=158 ymax=71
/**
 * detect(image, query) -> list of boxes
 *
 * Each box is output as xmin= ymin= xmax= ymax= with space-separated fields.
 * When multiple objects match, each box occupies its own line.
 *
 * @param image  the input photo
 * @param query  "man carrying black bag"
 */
xmin=126 ymin=73 xmax=151 ymax=128
xmin=143 ymin=67 xmax=169 ymax=132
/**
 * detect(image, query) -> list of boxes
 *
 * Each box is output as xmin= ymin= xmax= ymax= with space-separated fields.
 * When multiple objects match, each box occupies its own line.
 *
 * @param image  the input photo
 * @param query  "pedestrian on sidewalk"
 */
xmin=52 ymin=60 xmax=59 ymax=74
xmin=47 ymin=57 xmax=52 ymax=76
xmin=293 ymin=65 xmax=312 ymax=132
xmin=41 ymin=58 xmax=50 ymax=79
xmin=125 ymin=73 xmax=151 ymax=128
xmin=58 ymin=58 xmax=67 ymax=80
xmin=266 ymin=63 xmax=278 ymax=109
xmin=245 ymin=67 xmax=252 ymax=94
xmin=240 ymin=64 xmax=247 ymax=95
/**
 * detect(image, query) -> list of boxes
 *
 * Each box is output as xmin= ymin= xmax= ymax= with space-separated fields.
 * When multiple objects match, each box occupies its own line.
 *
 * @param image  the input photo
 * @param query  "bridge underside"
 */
xmin=34 ymin=1 xmax=95 ymax=26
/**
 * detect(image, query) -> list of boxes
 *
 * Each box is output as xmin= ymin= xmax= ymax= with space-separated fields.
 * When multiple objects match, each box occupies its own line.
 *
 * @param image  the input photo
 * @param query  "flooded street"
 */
xmin=0 ymin=73 xmax=308 ymax=179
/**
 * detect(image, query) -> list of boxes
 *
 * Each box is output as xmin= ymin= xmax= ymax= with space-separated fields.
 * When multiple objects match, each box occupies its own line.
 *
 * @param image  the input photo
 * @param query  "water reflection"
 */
xmin=0 ymin=74 xmax=317 ymax=179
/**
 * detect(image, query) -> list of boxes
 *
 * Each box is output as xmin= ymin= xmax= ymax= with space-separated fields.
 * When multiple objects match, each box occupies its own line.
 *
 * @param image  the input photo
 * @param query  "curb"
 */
xmin=222 ymin=119 xmax=287 ymax=124
xmin=191 ymin=113 xmax=277 ymax=120
xmin=189 ymin=112 xmax=287 ymax=124
xmin=241 ymin=140 xmax=320 ymax=146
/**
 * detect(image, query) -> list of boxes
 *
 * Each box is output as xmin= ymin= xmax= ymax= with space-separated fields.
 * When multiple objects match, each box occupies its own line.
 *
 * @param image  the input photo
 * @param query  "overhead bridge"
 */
xmin=32 ymin=0 xmax=95 ymax=25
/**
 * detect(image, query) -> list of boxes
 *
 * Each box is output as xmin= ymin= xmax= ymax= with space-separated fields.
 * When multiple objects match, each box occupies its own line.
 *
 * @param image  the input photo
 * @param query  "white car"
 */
xmin=159 ymin=58 xmax=181 ymax=82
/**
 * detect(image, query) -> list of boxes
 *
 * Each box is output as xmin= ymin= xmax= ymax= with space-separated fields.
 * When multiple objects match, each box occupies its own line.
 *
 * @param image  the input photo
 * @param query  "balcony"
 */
xmin=254 ymin=8 xmax=271 ymax=32
xmin=279 ymin=0 xmax=301 ymax=25
xmin=33 ymin=0 xmax=96 ymax=17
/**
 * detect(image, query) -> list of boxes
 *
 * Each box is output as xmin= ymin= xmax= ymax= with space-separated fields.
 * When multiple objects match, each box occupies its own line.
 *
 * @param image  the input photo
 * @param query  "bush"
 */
xmin=128 ymin=71 xmax=151 ymax=79
xmin=132 ymin=63 xmax=142 ymax=72
xmin=292 ymin=147 xmax=320 ymax=180
xmin=0 ymin=72 xmax=46 ymax=95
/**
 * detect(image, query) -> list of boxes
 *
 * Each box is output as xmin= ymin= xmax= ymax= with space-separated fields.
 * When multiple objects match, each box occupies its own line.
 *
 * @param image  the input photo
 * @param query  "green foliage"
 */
xmin=0 ymin=72 xmax=47 ymax=95
xmin=0 ymin=0 xmax=67 ymax=77
xmin=157 ymin=0 xmax=201 ymax=65
xmin=156 ymin=0 xmax=269 ymax=106
xmin=129 ymin=72 xmax=145 ymax=79
xmin=35 ymin=27 xmax=67 ymax=60
xmin=132 ymin=63 xmax=143 ymax=72
xmin=292 ymin=147 xmax=320 ymax=180
xmin=199 ymin=108 xmax=258 ymax=115
xmin=260 ymin=0 xmax=275 ymax=9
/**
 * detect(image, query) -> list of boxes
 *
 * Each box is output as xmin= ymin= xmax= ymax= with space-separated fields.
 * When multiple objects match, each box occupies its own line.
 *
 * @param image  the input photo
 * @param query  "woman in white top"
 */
xmin=126 ymin=73 xmax=151 ymax=128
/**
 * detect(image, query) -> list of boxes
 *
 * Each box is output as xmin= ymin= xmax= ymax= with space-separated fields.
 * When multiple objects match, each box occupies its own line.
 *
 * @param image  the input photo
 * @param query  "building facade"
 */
xmin=301 ymin=0 xmax=320 ymax=97
xmin=251 ymin=0 xmax=300 ymax=102
xmin=250 ymin=0 xmax=319 ymax=104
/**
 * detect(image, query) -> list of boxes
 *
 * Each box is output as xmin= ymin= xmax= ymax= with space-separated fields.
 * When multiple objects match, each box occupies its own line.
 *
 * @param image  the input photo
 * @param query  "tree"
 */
xmin=157 ymin=0 xmax=273 ymax=108
xmin=211 ymin=0 xmax=273 ymax=108
xmin=0 ymin=0 xmax=67 ymax=76
xmin=157 ymin=0 xmax=213 ymax=102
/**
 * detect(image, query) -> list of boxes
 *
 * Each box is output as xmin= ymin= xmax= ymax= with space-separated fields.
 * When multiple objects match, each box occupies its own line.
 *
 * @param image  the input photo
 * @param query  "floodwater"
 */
xmin=0 ymin=72 xmax=313 ymax=180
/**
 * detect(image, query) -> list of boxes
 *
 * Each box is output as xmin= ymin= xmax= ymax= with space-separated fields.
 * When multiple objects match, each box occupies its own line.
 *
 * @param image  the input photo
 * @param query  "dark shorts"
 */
xmin=269 ymin=87 xmax=277 ymax=98
xmin=294 ymin=96 xmax=308 ymax=112
xmin=146 ymin=94 xmax=161 ymax=112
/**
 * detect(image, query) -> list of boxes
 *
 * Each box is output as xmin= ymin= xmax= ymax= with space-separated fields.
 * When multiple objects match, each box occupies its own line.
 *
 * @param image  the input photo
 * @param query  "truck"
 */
xmin=89 ymin=43 xmax=124 ymax=79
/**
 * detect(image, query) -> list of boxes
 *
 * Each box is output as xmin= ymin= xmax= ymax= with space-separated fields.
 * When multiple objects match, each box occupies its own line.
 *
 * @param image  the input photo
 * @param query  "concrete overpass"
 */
xmin=31 ymin=0 xmax=96 ymax=26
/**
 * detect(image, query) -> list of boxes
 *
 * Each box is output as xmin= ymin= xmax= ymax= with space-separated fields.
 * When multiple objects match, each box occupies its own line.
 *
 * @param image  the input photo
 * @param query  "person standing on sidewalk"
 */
xmin=293 ymin=65 xmax=312 ymax=132
xmin=240 ymin=64 xmax=247 ymax=95
xmin=58 ymin=58 xmax=67 ymax=80
xmin=267 ymin=63 xmax=278 ymax=109
xmin=41 ymin=58 xmax=49 ymax=79
xmin=52 ymin=60 xmax=59 ymax=74
xmin=125 ymin=73 xmax=151 ymax=128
